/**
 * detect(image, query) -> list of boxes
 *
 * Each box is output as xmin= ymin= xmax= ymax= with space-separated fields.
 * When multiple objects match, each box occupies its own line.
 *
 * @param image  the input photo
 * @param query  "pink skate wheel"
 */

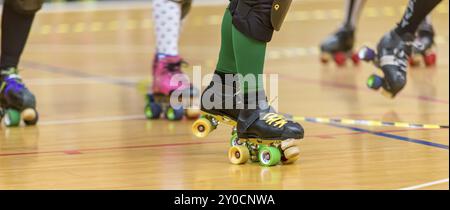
xmin=334 ymin=52 xmax=346 ymax=67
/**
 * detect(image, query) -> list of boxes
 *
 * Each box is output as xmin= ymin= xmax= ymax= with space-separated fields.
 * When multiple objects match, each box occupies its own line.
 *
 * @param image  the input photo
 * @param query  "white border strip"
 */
xmin=398 ymin=178 xmax=449 ymax=190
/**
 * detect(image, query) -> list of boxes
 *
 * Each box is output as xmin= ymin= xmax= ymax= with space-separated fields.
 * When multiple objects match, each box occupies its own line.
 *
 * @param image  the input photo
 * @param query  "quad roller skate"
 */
xmin=145 ymin=55 xmax=200 ymax=121
xmin=409 ymin=21 xmax=437 ymax=67
xmin=320 ymin=26 xmax=360 ymax=66
xmin=0 ymin=68 xmax=39 ymax=127
xmin=192 ymin=82 xmax=303 ymax=167
xmin=358 ymin=30 xmax=415 ymax=98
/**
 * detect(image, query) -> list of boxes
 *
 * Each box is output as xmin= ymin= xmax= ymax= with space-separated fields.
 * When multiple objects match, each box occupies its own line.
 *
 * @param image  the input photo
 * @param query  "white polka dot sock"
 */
xmin=152 ymin=0 xmax=182 ymax=57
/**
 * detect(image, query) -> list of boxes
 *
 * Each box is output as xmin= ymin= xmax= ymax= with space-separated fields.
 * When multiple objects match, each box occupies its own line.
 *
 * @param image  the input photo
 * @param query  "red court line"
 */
xmin=0 ymin=127 xmax=437 ymax=157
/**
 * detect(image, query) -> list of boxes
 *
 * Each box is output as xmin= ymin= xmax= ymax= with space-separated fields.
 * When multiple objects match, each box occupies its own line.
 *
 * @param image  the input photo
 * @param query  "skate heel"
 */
xmin=192 ymin=112 xmax=237 ymax=138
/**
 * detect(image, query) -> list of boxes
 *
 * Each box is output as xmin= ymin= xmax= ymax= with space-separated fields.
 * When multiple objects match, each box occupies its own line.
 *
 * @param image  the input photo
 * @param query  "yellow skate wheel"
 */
xmin=22 ymin=108 xmax=39 ymax=126
xmin=228 ymin=145 xmax=250 ymax=165
xmin=282 ymin=146 xmax=300 ymax=164
xmin=185 ymin=108 xmax=200 ymax=119
xmin=192 ymin=118 xmax=213 ymax=138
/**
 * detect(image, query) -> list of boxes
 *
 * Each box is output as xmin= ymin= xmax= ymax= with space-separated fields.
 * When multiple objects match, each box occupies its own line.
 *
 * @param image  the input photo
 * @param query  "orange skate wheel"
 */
xmin=22 ymin=108 xmax=39 ymax=126
xmin=228 ymin=146 xmax=250 ymax=165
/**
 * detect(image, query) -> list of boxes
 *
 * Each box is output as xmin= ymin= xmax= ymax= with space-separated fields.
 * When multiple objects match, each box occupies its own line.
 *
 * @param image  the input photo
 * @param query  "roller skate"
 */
xmin=145 ymin=55 xmax=200 ymax=121
xmin=410 ymin=21 xmax=436 ymax=67
xmin=0 ymin=68 xmax=39 ymax=127
xmin=320 ymin=25 xmax=359 ymax=66
xmin=358 ymin=30 xmax=415 ymax=98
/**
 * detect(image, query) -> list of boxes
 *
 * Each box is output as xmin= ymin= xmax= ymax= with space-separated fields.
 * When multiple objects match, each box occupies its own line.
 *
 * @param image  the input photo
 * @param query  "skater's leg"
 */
xmin=228 ymin=0 xmax=303 ymax=139
xmin=195 ymin=1 xmax=302 ymax=166
xmin=200 ymin=9 xmax=239 ymax=120
xmin=410 ymin=14 xmax=436 ymax=66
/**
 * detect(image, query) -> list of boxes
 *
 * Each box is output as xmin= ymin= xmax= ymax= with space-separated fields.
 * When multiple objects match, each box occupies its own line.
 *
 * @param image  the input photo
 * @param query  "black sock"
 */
xmin=395 ymin=0 xmax=442 ymax=36
xmin=0 ymin=5 xmax=35 ymax=70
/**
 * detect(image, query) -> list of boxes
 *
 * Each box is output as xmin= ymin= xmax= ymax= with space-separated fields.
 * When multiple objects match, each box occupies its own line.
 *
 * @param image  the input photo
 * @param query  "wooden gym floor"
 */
xmin=0 ymin=0 xmax=448 ymax=190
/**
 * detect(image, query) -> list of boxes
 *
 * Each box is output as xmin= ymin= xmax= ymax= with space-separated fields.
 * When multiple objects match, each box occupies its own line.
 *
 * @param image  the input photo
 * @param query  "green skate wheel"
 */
xmin=145 ymin=103 xmax=162 ymax=120
xmin=165 ymin=106 xmax=184 ymax=121
xmin=230 ymin=132 xmax=240 ymax=146
xmin=258 ymin=146 xmax=281 ymax=167
xmin=23 ymin=108 xmax=39 ymax=126
xmin=3 ymin=109 xmax=21 ymax=127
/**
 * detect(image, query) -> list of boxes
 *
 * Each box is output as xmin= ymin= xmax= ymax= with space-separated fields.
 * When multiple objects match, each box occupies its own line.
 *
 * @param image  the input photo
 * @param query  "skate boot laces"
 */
xmin=263 ymin=113 xmax=288 ymax=128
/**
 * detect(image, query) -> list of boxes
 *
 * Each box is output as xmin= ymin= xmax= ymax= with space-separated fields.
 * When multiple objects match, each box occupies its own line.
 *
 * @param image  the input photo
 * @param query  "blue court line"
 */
xmin=327 ymin=123 xmax=449 ymax=150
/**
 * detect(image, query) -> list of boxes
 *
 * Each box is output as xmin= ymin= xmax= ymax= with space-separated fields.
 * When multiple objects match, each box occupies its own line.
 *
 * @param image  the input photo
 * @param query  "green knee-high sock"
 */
xmin=232 ymin=25 xmax=267 ymax=94
xmin=216 ymin=9 xmax=237 ymax=74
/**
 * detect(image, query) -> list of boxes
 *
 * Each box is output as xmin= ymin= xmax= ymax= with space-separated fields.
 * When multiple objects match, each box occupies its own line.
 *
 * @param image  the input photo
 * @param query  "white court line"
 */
xmin=39 ymin=115 xmax=146 ymax=126
xmin=398 ymin=178 xmax=449 ymax=190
